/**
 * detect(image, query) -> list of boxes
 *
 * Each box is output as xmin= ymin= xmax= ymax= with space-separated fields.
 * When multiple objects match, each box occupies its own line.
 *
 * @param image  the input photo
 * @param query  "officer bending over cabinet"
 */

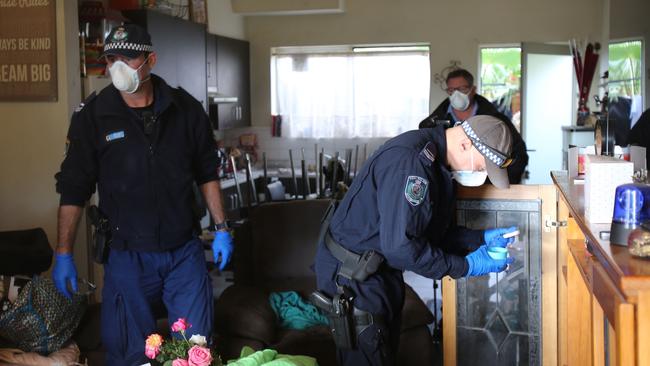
xmin=313 ymin=115 xmax=518 ymax=366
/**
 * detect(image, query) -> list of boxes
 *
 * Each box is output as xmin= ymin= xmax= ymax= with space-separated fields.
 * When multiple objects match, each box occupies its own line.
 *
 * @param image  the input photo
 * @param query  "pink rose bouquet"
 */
xmin=144 ymin=318 xmax=221 ymax=366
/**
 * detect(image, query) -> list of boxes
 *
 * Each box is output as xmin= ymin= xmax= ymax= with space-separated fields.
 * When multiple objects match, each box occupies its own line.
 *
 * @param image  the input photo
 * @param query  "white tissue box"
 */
xmin=584 ymin=155 xmax=634 ymax=223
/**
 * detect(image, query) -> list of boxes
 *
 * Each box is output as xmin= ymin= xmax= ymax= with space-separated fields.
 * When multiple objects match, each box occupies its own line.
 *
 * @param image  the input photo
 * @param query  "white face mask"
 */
xmin=108 ymin=56 xmax=150 ymax=94
xmin=452 ymin=149 xmax=488 ymax=186
xmin=449 ymin=90 xmax=470 ymax=111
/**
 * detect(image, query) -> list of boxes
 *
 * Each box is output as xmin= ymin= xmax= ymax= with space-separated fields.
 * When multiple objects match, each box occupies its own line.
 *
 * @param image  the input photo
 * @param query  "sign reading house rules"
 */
xmin=0 ymin=0 xmax=57 ymax=101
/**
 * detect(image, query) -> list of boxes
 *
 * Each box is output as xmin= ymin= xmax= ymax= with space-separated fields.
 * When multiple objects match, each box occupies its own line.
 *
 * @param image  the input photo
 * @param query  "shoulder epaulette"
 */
xmin=74 ymin=91 xmax=97 ymax=113
xmin=419 ymin=141 xmax=437 ymax=166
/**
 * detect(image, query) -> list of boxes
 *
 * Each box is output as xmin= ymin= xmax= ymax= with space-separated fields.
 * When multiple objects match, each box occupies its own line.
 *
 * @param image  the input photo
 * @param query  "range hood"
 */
xmin=208 ymin=87 xmax=238 ymax=104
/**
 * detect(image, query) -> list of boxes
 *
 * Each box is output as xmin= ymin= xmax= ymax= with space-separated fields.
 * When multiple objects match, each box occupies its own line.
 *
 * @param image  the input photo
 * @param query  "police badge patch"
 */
xmin=404 ymin=175 xmax=428 ymax=206
xmin=112 ymin=27 xmax=128 ymax=42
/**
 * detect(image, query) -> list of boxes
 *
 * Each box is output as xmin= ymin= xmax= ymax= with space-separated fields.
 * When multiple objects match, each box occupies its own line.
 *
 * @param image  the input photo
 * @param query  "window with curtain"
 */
xmin=609 ymin=39 xmax=644 ymax=126
xmin=271 ymin=46 xmax=430 ymax=138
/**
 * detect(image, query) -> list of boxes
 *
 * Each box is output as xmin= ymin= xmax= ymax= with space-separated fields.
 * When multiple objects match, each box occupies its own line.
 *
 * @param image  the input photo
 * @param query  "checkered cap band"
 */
xmin=104 ymin=42 xmax=153 ymax=53
xmin=461 ymin=121 xmax=505 ymax=166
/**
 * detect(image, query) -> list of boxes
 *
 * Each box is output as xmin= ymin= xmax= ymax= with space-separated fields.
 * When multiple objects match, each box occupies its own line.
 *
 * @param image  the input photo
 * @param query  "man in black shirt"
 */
xmin=53 ymin=24 xmax=232 ymax=365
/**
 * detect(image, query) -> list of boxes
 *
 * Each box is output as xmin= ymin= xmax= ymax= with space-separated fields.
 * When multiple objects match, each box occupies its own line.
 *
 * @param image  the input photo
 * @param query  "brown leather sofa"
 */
xmin=213 ymin=199 xmax=435 ymax=366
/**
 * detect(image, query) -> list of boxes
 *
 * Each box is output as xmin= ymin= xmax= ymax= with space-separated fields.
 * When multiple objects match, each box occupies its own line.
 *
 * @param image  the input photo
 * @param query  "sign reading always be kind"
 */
xmin=0 ymin=0 xmax=57 ymax=101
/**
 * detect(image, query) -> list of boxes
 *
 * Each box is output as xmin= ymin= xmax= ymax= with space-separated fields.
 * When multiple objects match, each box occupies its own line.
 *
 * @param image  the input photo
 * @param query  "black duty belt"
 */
xmin=325 ymin=231 xmax=384 ymax=282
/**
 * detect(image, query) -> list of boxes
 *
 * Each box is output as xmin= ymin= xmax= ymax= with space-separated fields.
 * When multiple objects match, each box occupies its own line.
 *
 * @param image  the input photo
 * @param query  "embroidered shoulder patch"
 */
xmin=404 ymin=175 xmax=429 ymax=206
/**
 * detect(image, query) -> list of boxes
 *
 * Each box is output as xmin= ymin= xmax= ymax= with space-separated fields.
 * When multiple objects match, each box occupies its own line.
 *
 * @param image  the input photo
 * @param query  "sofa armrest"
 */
xmin=400 ymin=285 xmax=434 ymax=331
xmin=214 ymin=285 xmax=277 ymax=346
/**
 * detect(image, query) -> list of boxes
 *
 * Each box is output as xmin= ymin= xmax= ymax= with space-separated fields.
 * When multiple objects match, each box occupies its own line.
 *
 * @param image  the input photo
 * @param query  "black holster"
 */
xmin=313 ymin=199 xmax=385 ymax=349
xmin=310 ymin=290 xmax=355 ymax=349
xmin=87 ymin=205 xmax=111 ymax=264
xmin=310 ymin=290 xmax=383 ymax=350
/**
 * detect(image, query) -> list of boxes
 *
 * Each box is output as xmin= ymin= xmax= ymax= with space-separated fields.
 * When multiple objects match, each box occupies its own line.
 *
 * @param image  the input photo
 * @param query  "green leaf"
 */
xmin=163 ymin=361 xmax=173 ymax=366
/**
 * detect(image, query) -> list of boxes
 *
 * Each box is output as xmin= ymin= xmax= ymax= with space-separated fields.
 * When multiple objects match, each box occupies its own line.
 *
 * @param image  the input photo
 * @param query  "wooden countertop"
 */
xmin=551 ymin=171 xmax=650 ymax=300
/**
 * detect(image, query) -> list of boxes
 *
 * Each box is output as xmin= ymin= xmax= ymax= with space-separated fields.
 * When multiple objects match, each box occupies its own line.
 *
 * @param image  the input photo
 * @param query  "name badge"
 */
xmin=105 ymin=131 xmax=125 ymax=142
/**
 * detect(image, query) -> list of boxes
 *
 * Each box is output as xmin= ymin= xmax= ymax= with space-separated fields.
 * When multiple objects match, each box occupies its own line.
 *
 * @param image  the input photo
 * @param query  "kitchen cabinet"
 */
xmin=209 ymin=35 xmax=250 ymax=129
xmin=122 ymin=9 xmax=207 ymax=111
xmin=206 ymin=33 xmax=217 ymax=91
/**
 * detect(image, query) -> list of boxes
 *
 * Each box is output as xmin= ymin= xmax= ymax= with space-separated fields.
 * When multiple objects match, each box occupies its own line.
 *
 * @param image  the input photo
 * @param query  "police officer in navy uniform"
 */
xmin=314 ymin=115 xmax=518 ymax=366
xmin=52 ymin=24 xmax=233 ymax=365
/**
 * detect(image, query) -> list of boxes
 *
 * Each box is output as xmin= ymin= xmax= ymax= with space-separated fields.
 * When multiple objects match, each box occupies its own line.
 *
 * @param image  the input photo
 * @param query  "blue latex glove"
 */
xmin=465 ymin=245 xmax=513 ymax=277
xmin=484 ymin=226 xmax=518 ymax=248
xmin=52 ymin=253 xmax=78 ymax=299
xmin=212 ymin=231 xmax=234 ymax=271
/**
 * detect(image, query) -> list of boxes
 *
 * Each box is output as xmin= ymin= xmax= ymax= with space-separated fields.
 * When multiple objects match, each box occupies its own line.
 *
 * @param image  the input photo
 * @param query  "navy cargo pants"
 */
xmin=315 ymin=240 xmax=405 ymax=366
xmin=101 ymin=238 xmax=213 ymax=366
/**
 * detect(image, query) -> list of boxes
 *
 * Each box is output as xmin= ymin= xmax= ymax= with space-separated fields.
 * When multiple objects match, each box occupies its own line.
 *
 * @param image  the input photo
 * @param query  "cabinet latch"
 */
xmin=544 ymin=215 xmax=567 ymax=232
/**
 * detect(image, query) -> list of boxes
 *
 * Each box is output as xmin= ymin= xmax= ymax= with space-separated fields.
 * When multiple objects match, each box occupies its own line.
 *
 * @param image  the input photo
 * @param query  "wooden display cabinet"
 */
xmin=442 ymin=174 xmax=650 ymax=366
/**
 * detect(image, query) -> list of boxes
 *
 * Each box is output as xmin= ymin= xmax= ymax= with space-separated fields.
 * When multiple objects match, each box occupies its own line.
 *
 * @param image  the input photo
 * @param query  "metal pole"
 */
xmin=262 ymin=152 xmax=268 ymax=186
xmin=363 ymin=143 xmax=368 ymax=164
xmin=289 ymin=149 xmax=298 ymax=199
xmin=301 ymin=148 xmax=311 ymax=199
xmin=353 ymin=145 xmax=359 ymax=178
xmin=230 ymin=156 xmax=244 ymax=209
xmin=331 ymin=151 xmax=339 ymax=195
xmin=314 ymin=144 xmax=319 ymax=197
xmin=245 ymin=153 xmax=257 ymax=206
xmin=318 ymin=151 xmax=324 ymax=198
xmin=344 ymin=149 xmax=352 ymax=186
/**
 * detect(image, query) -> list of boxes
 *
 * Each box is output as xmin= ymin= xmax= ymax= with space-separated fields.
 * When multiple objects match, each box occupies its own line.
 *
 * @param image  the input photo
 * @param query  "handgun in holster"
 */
xmin=310 ymin=290 xmax=356 ymax=349
xmin=87 ymin=205 xmax=111 ymax=264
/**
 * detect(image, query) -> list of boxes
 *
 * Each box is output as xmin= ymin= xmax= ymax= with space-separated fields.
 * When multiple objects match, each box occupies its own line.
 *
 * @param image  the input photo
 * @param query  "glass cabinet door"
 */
xmin=454 ymin=199 xmax=542 ymax=366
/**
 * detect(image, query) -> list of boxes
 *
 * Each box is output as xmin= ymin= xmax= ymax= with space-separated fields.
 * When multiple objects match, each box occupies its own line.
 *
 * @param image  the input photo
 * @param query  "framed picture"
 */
xmin=189 ymin=0 xmax=207 ymax=24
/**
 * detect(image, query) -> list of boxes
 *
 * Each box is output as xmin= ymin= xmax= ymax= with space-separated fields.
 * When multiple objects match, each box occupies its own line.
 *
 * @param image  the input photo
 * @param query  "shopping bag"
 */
xmin=0 ymin=276 xmax=92 ymax=355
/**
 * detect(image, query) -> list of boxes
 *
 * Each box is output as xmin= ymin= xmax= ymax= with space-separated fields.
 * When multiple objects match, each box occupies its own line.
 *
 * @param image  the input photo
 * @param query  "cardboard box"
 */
xmin=584 ymin=155 xmax=634 ymax=223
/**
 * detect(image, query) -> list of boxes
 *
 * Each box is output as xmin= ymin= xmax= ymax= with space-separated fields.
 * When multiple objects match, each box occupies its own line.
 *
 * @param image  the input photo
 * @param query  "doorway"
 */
xmin=521 ymin=43 xmax=575 ymax=184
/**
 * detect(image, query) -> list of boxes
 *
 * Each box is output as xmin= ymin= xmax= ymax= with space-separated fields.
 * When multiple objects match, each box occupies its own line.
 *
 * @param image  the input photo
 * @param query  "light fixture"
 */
xmin=610 ymin=183 xmax=650 ymax=246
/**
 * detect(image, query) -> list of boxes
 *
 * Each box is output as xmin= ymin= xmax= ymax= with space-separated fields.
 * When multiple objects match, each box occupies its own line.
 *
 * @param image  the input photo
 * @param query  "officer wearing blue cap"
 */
xmin=53 ymin=24 xmax=233 ymax=365
xmin=313 ymin=115 xmax=518 ymax=365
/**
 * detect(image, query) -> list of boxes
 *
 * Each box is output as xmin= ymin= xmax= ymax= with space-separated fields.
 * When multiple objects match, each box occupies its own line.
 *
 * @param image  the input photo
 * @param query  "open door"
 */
xmin=521 ymin=43 xmax=575 ymax=184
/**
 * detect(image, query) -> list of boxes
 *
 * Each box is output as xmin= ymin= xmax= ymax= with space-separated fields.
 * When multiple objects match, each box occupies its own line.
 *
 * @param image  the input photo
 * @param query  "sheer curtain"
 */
xmin=272 ymin=51 xmax=430 ymax=138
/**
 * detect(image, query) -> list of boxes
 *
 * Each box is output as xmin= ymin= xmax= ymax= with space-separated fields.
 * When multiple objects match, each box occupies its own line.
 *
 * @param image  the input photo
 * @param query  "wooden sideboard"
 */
xmin=552 ymin=171 xmax=650 ymax=366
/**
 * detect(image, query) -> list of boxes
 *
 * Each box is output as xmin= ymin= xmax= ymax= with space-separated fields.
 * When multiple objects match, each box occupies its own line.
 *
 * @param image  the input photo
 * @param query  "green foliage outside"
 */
xmin=608 ymin=40 xmax=642 ymax=98
xmin=480 ymin=47 xmax=521 ymax=102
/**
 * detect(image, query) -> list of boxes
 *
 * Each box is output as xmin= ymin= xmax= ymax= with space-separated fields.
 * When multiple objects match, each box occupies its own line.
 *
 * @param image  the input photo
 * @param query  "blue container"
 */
xmin=610 ymin=183 xmax=650 ymax=246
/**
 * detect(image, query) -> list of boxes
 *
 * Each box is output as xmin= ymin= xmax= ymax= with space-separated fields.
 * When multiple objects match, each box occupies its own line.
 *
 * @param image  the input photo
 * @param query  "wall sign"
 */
xmin=0 ymin=0 xmax=57 ymax=101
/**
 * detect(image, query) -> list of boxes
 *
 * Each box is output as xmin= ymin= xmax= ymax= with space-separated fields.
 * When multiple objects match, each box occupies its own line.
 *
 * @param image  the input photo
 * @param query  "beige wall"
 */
xmin=0 ymin=1 xmax=82 ymax=274
xmin=610 ymin=0 xmax=649 ymax=108
xmin=207 ymin=0 xmax=246 ymax=40
xmin=245 ymin=0 xmax=605 ymax=128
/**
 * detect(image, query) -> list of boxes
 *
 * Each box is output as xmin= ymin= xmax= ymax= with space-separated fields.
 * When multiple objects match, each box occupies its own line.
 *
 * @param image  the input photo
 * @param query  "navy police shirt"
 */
xmin=55 ymin=74 xmax=219 ymax=252
xmin=328 ymin=126 xmax=483 ymax=280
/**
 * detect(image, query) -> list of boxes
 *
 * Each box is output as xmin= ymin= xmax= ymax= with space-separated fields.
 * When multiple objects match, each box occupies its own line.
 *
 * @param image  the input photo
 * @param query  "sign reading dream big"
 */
xmin=0 ymin=0 xmax=57 ymax=101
